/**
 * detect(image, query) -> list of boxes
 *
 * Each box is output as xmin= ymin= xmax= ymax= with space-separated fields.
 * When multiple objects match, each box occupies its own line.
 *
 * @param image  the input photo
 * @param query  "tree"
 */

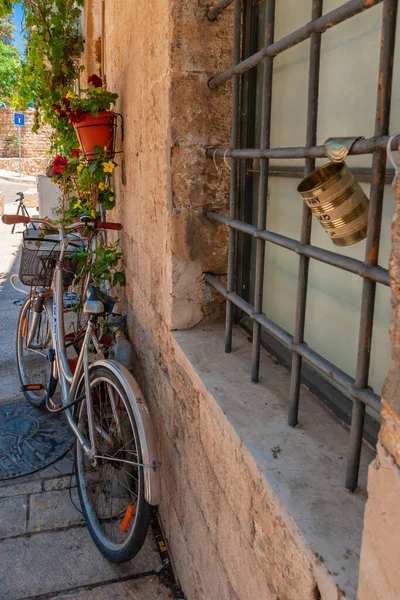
xmin=0 ymin=8 xmax=20 ymax=104
xmin=0 ymin=14 xmax=14 ymax=44
xmin=0 ymin=39 xmax=20 ymax=104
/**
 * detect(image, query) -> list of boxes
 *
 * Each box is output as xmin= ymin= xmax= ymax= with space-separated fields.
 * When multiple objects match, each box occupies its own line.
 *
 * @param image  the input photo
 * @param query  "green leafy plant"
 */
xmin=73 ymin=239 xmax=125 ymax=289
xmin=53 ymin=75 xmax=118 ymax=125
xmin=49 ymin=146 xmax=117 ymax=224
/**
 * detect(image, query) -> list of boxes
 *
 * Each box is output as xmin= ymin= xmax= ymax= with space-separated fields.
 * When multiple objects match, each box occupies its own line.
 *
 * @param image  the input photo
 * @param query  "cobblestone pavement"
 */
xmin=0 ymin=207 xmax=176 ymax=600
xmin=0 ymin=176 xmax=35 ymax=204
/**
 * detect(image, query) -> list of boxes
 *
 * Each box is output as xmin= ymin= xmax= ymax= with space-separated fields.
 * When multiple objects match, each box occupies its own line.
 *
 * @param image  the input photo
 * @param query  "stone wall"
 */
xmin=0 ymin=108 xmax=51 ymax=160
xmin=95 ymin=1 xmax=329 ymax=598
xmin=0 ymin=158 xmax=49 ymax=176
xmin=358 ymin=157 xmax=400 ymax=600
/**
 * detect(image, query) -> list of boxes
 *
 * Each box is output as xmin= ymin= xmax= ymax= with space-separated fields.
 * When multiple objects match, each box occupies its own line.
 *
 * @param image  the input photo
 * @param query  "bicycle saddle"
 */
xmin=84 ymin=285 xmax=116 ymax=315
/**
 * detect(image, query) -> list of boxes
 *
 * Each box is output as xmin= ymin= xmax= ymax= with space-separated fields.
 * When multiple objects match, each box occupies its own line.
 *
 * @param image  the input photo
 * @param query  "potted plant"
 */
xmin=52 ymin=75 xmax=119 ymax=159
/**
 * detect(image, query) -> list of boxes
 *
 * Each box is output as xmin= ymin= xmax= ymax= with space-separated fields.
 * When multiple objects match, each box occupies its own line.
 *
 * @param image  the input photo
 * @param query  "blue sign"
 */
xmin=14 ymin=113 xmax=25 ymax=126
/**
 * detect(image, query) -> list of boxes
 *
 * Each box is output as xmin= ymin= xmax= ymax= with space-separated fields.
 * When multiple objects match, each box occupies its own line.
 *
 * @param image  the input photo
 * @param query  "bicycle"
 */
xmin=11 ymin=192 xmax=37 ymax=234
xmin=2 ymin=212 xmax=160 ymax=563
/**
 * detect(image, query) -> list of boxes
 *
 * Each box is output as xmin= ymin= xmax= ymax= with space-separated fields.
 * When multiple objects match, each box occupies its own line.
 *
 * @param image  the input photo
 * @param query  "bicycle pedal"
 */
xmin=21 ymin=384 xmax=45 ymax=391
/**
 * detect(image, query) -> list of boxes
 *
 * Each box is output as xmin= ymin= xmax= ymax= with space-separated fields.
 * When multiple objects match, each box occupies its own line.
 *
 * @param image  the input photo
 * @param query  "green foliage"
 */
xmin=0 ymin=38 xmax=20 ymax=104
xmin=0 ymin=2 xmax=13 ymax=19
xmin=6 ymin=0 xmax=85 ymax=153
xmin=0 ymin=14 xmax=15 ymax=44
xmin=73 ymin=240 xmax=125 ymax=289
xmin=68 ymin=86 xmax=118 ymax=119
xmin=50 ymin=146 xmax=117 ymax=225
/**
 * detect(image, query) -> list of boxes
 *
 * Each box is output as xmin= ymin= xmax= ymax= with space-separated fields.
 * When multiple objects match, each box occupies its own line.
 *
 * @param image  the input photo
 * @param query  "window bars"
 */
xmin=205 ymin=0 xmax=399 ymax=491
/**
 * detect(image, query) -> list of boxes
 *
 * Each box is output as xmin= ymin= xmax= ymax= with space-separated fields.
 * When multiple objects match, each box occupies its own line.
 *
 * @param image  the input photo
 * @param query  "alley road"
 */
xmin=0 ymin=176 xmax=34 ymax=204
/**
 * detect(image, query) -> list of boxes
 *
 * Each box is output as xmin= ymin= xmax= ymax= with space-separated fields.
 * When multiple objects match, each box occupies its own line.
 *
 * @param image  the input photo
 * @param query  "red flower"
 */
xmin=71 ymin=148 xmax=81 ymax=157
xmin=68 ymin=107 xmax=86 ymax=124
xmin=88 ymin=74 xmax=103 ymax=88
xmin=52 ymin=103 xmax=67 ymax=118
xmin=61 ymin=97 xmax=71 ymax=109
xmin=53 ymin=155 xmax=69 ymax=174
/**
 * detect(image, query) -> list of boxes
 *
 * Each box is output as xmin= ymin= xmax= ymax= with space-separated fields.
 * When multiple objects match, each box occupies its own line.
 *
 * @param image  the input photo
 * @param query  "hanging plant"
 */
xmin=49 ymin=146 xmax=117 ymax=224
xmin=53 ymin=76 xmax=119 ymax=159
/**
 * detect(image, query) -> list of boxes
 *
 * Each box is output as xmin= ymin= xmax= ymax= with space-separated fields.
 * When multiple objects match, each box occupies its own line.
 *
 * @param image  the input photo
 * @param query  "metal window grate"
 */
xmin=205 ymin=0 xmax=399 ymax=491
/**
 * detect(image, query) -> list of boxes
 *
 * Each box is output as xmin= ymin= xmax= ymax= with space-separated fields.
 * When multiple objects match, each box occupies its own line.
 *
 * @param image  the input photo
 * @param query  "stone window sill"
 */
xmin=172 ymin=324 xmax=374 ymax=599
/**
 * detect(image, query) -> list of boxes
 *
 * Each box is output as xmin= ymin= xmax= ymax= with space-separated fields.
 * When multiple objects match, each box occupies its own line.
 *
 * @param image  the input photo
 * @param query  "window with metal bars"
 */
xmin=205 ymin=0 xmax=399 ymax=491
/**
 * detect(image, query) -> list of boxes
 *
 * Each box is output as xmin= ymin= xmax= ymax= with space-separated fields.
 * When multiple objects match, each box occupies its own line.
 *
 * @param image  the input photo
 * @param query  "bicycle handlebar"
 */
xmin=97 ymin=221 xmax=123 ymax=231
xmin=2 ymin=214 xmax=30 ymax=225
xmin=2 ymin=214 xmax=122 ymax=232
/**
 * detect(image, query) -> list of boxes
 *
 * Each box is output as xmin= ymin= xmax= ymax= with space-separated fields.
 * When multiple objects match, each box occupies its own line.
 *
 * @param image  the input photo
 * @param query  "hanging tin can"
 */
xmin=297 ymin=162 xmax=368 ymax=246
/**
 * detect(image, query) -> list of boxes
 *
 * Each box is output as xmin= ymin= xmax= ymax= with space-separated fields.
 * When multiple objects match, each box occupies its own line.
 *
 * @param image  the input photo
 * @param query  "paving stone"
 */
xmin=43 ymin=475 xmax=76 ymax=492
xmin=28 ymin=488 xmax=84 ymax=532
xmin=0 ymin=496 xmax=27 ymax=539
xmin=47 ymin=577 xmax=174 ymax=600
xmin=0 ymin=527 xmax=161 ymax=599
xmin=0 ymin=480 xmax=42 ymax=497
xmin=53 ymin=454 xmax=75 ymax=473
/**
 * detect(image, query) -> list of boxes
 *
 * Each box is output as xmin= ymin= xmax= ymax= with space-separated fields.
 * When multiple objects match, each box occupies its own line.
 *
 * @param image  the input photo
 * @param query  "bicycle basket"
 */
xmin=19 ymin=231 xmax=83 ymax=288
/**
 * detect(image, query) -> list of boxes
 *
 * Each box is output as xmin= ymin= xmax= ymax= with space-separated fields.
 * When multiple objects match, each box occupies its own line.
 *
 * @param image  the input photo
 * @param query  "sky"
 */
xmin=12 ymin=2 xmax=25 ymax=55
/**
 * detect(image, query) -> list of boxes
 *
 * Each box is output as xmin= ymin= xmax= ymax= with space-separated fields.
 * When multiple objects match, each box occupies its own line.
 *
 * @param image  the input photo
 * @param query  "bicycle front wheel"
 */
xmin=75 ymin=364 xmax=152 ymax=563
xmin=16 ymin=295 xmax=52 ymax=408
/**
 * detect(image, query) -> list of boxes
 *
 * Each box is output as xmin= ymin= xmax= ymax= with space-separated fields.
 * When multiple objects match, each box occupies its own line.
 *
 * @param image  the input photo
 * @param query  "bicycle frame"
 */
xmin=43 ymin=222 xmax=103 ymax=458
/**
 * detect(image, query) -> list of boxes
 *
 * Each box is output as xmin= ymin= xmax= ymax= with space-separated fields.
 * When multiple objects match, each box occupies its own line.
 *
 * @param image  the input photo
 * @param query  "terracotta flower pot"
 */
xmin=73 ymin=111 xmax=116 ymax=160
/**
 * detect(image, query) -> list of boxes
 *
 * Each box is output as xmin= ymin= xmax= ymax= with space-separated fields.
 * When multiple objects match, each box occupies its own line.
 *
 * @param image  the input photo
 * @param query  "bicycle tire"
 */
xmin=75 ymin=363 xmax=152 ymax=562
xmin=16 ymin=295 xmax=52 ymax=408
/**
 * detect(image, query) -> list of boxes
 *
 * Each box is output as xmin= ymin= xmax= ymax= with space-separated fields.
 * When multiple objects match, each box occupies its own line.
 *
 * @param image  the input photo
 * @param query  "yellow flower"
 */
xmin=102 ymin=161 xmax=115 ymax=174
xmin=66 ymin=90 xmax=75 ymax=99
xmin=91 ymin=209 xmax=96 ymax=218
xmin=73 ymin=200 xmax=82 ymax=209
xmin=77 ymin=164 xmax=84 ymax=173
xmin=98 ymin=181 xmax=107 ymax=191
xmin=103 ymin=146 xmax=108 ymax=152
xmin=109 ymin=196 xmax=115 ymax=202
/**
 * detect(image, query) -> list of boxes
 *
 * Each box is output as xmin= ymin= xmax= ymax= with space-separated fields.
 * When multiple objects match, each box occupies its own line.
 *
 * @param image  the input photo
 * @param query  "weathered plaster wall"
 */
xmin=0 ymin=108 xmax=51 ymax=159
xmin=82 ymin=0 xmax=103 ymax=84
xmin=358 ymin=161 xmax=400 ymax=600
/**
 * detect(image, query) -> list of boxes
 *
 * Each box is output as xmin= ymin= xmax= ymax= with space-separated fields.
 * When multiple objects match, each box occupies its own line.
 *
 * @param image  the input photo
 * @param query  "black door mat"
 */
xmin=0 ymin=402 xmax=74 ymax=480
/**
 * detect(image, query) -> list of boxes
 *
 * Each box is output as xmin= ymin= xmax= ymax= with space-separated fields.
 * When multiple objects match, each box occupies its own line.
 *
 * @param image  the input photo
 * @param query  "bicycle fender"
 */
xmin=90 ymin=359 xmax=161 ymax=506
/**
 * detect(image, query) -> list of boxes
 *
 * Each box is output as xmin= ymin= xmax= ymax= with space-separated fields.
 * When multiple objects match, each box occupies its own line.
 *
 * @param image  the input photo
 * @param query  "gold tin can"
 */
xmin=297 ymin=162 xmax=369 ymax=246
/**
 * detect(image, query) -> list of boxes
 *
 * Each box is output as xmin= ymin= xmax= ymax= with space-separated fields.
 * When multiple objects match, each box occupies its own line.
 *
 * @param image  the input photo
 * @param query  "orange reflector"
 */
xmin=120 ymin=504 xmax=135 ymax=533
xmin=26 ymin=385 xmax=42 ymax=390
xmin=22 ymin=317 xmax=28 ymax=338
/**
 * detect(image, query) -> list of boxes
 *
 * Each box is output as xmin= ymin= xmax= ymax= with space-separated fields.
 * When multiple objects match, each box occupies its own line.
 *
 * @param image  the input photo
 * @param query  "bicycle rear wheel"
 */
xmin=16 ymin=295 xmax=52 ymax=408
xmin=75 ymin=364 xmax=152 ymax=562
